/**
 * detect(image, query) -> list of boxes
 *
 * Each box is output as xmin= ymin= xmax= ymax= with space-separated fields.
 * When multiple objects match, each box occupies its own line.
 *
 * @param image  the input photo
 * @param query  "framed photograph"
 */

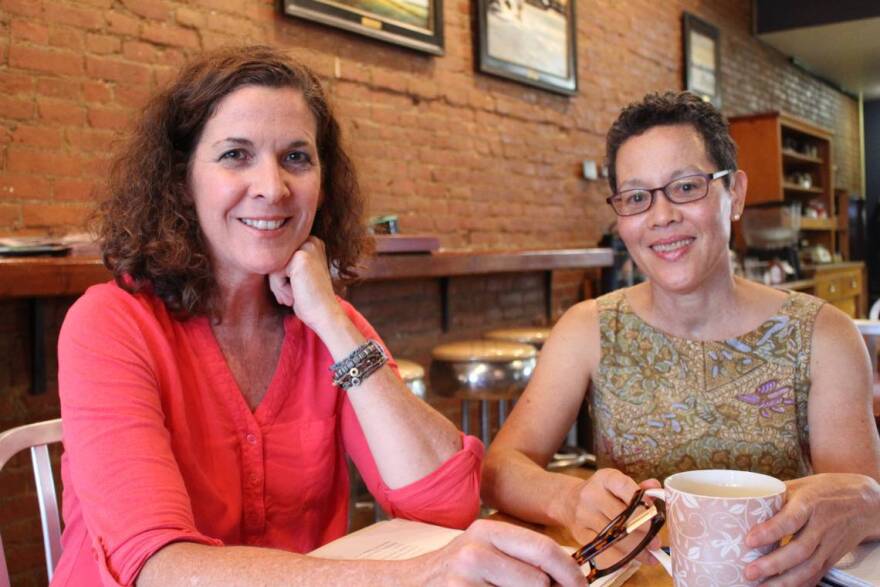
xmin=682 ymin=12 xmax=721 ymax=108
xmin=283 ymin=0 xmax=443 ymax=55
xmin=476 ymin=0 xmax=577 ymax=95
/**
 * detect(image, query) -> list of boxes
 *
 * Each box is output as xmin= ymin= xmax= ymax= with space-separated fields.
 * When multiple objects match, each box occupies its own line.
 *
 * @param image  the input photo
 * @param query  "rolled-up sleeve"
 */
xmin=337 ymin=301 xmax=484 ymax=530
xmin=58 ymin=287 xmax=221 ymax=586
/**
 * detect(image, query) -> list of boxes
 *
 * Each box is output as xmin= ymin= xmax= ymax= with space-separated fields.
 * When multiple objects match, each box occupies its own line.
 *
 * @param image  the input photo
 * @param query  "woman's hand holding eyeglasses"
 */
xmin=414 ymin=519 xmax=585 ymax=587
xmin=562 ymin=468 xmax=662 ymax=568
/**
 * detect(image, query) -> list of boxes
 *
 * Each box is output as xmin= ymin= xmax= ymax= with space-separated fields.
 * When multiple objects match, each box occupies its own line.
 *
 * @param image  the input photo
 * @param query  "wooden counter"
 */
xmin=0 ymin=248 xmax=613 ymax=299
xmin=0 ymin=248 xmax=613 ymax=393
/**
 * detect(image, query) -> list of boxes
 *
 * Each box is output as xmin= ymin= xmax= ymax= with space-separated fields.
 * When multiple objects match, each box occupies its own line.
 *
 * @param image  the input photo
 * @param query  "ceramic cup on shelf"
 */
xmin=647 ymin=469 xmax=786 ymax=587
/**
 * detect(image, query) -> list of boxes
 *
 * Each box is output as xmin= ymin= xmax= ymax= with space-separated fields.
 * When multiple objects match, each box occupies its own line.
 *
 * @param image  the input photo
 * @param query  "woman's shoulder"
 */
xmin=63 ymin=280 xmax=171 ymax=338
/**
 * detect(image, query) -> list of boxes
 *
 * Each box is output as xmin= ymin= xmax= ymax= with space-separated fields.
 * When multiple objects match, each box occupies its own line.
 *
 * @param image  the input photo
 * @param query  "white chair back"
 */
xmin=0 ymin=419 xmax=63 ymax=587
xmin=869 ymin=298 xmax=880 ymax=321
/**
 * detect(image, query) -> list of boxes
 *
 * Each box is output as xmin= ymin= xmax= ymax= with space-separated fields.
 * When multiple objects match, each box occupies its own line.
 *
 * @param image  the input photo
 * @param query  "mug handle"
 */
xmin=644 ymin=488 xmax=673 ymax=576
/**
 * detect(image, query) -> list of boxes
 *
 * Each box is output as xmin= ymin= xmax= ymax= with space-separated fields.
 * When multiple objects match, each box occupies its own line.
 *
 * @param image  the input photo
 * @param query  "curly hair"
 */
xmin=99 ymin=45 xmax=370 ymax=318
xmin=605 ymin=91 xmax=738 ymax=193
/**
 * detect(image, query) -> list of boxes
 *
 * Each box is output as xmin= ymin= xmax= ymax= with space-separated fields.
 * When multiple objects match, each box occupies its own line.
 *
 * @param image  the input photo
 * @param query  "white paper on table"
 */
xmin=309 ymin=518 xmax=639 ymax=586
xmin=823 ymin=541 xmax=880 ymax=587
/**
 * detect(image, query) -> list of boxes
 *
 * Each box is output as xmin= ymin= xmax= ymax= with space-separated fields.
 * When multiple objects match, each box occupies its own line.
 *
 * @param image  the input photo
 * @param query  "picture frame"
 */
xmin=282 ymin=0 xmax=444 ymax=55
xmin=682 ymin=12 xmax=721 ymax=108
xmin=476 ymin=0 xmax=577 ymax=95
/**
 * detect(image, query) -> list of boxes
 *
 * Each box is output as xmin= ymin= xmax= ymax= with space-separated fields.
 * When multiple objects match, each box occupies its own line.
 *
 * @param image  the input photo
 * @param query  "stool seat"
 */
xmin=484 ymin=327 xmax=551 ymax=349
xmin=430 ymin=340 xmax=537 ymax=400
xmin=431 ymin=340 xmax=537 ymax=363
xmin=396 ymin=359 xmax=427 ymax=400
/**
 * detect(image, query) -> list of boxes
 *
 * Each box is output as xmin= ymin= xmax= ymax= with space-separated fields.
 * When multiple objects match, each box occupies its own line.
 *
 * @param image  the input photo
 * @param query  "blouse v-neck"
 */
xmin=186 ymin=314 xmax=302 ymax=428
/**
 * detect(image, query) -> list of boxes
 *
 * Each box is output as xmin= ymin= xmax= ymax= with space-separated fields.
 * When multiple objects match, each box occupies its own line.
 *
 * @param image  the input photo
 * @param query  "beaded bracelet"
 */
xmin=330 ymin=340 xmax=388 ymax=390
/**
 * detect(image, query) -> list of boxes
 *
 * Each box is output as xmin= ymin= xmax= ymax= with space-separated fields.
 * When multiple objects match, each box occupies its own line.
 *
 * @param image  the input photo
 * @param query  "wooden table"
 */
xmin=490 ymin=466 xmax=672 ymax=586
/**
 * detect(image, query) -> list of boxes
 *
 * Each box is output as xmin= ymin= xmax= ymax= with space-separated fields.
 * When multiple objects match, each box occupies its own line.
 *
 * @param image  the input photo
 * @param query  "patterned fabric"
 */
xmin=592 ymin=289 xmax=824 ymax=482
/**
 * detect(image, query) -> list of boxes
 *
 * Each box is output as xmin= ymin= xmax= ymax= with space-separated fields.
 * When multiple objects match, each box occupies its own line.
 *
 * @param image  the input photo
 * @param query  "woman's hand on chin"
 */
xmin=268 ymin=236 xmax=345 ymax=333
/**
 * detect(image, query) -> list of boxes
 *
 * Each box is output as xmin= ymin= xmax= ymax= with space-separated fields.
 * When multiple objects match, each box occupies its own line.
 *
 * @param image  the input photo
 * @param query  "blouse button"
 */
xmin=246 ymin=433 xmax=257 ymax=444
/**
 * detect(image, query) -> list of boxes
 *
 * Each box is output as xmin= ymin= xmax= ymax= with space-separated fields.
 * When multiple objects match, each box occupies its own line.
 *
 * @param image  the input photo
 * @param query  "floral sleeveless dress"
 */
xmin=591 ymin=289 xmax=824 ymax=482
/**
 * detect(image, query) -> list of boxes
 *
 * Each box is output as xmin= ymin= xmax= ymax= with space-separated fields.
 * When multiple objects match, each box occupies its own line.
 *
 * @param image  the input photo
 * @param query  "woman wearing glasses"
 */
xmin=482 ymin=91 xmax=880 ymax=585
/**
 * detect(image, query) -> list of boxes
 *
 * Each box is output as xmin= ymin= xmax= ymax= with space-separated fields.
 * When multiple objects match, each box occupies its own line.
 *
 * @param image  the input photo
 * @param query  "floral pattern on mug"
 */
xmin=668 ymin=489 xmax=783 ymax=587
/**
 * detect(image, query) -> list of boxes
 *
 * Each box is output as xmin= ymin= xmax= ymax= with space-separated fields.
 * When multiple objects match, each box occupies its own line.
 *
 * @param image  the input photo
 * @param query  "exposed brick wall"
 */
xmin=0 ymin=0 xmax=862 ymax=584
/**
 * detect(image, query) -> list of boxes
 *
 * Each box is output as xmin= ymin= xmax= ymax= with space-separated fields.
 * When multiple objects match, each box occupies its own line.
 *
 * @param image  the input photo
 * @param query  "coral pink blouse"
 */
xmin=53 ymin=282 xmax=482 ymax=586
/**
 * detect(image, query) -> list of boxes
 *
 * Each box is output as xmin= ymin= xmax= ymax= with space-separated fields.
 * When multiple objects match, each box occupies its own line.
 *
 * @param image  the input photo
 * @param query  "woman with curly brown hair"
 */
xmin=53 ymin=46 xmax=584 ymax=587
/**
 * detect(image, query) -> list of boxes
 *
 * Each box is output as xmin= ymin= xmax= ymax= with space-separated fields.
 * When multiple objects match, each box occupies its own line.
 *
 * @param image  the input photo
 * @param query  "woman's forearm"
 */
xmin=137 ymin=542 xmax=418 ymax=587
xmin=482 ymin=447 xmax=581 ymax=528
xmin=315 ymin=314 xmax=461 ymax=489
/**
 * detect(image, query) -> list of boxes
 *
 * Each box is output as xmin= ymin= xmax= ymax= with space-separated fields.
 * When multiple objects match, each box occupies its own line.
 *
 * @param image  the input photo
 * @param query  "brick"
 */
xmin=11 ymin=125 xmax=63 ymax=149
xmin=0 ymin=204 xmax=21 ymax=226
xmin=36 ymin=78 xmax=81 ymax=100
xmin=43 ymin=4 xmax=105 ymax=30
xmin=121 ymin=40 xmax=159 ymax=63
xmin=114 ymin=85 xmax=150 ymax=109
xmin=0 ymin=72 xmax=34 ymax=96
xmin=21 ymin=203 xmax=90 ymax=228
xmin=37 ymin=97 xmax=86 ymax=126
xmin=188 ymin=0 xmax=248 ymax=14
xmin=53 ymin=178 xmax=97 ymax=201
xmin=0 ymin=174 xmax=52 ymax=199
xmin=82 ymin=80 xmax=112 ymax=103
xmin=0 ymin=0 xmax=43 ymax=17
xmin=175 ymin=6 xmax=206 ymax=29
xmin=65 ymin=127 xmax=117 ymax=151
xmin=10 ymin=19 xmax=49 ymax=44
xmin=86 ymin=33 xmax=122 ymax=55
xmin=8 ymin=45 xmax=84 ymax=76
xmin=49 ymin=27 xmax=85 ymax=51
xmin=140 ymin=22 xmax=200 ymax=49
xmin=85 ymin=55 xmax=152 ymax=84
xmin=87 ymin=106 xmax=133 ymax=130
xmin=0 ymin=96 xmax=34 ymax=121
xmin=105 ymin=11 xmax=141 ymax=36
xmin=7 ymin=147 xmax=85 ymax=177
xmin=121 ymin=0 xmax=171 ymax=21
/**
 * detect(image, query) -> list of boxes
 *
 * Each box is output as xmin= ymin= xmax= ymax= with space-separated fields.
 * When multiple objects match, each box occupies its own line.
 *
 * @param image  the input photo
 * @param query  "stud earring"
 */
xmin=733 ymin=213 xmax=741 ymax=221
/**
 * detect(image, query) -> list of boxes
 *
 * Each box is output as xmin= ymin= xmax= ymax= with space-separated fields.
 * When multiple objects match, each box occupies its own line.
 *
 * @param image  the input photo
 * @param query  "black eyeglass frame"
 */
xmin=571 ymin=489 xmax=666 ymax=583
xmin=605 ymin=169 xmax=733 ymax=217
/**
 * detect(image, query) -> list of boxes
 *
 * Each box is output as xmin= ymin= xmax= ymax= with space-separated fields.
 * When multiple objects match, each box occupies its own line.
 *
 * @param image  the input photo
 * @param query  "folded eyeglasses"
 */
xmin=571 ymin=489 xmax=666 ymax=583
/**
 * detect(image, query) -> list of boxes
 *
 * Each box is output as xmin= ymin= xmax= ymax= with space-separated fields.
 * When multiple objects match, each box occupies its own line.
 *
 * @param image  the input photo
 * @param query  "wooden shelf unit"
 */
xmin=730 ymin=112 xmax=836 ymax=254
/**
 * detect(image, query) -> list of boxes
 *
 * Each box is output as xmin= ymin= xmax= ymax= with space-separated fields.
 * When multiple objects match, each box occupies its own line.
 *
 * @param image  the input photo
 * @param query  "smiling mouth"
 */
xmin=239 ymin=218 xmax=289 ymax=231
xmin=650 ymin=238 xmax=694 ymax=253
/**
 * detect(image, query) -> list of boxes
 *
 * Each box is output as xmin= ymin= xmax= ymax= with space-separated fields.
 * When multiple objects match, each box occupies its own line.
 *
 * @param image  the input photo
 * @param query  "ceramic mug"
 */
xmin=645 ymin=469 xmax=786 ymax=587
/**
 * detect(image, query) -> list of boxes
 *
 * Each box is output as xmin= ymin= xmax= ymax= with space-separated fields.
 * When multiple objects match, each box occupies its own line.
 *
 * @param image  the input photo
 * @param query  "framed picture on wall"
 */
xmin=282 ymin=0 xmax=443 ymax=55
xmin=476 ymin=0 xmax=577 ymax=95
xmin=682 ymin=12 xmax=721 ymax=107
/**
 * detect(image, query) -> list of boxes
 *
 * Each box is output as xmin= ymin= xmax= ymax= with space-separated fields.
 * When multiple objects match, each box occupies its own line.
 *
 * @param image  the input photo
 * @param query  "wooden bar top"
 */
xmin=0 ymin=248 xmax=614 ymax=299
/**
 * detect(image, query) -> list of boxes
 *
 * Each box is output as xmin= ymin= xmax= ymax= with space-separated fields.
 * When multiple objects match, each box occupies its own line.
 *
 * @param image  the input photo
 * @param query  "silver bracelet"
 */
xmin=330 ymin=340 xmax=388 ymax=390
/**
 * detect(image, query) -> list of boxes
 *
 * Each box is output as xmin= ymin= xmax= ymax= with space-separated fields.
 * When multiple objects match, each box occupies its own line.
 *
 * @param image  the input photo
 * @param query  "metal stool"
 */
xmin=484 ymin=326 xmax=594 ymax=470
xmin=483 ymin=327 xmax=551 ymax=424
xmin=430 ymin=340 xmax=537 ymax=448
xmin=396 ymin=359 xmax=427 ymax=400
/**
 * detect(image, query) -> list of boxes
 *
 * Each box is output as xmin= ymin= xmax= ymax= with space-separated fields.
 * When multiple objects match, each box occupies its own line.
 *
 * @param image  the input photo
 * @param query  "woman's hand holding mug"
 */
xmin=643 ymin=469 xmax=786 ymax=587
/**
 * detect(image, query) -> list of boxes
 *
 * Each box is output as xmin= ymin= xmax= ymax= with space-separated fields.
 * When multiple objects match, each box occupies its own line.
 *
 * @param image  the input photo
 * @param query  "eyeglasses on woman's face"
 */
xmin=571 ymin=488 xmax=666 ymax=583
xmin=606 ymin=169 xmax=733 ymax=217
